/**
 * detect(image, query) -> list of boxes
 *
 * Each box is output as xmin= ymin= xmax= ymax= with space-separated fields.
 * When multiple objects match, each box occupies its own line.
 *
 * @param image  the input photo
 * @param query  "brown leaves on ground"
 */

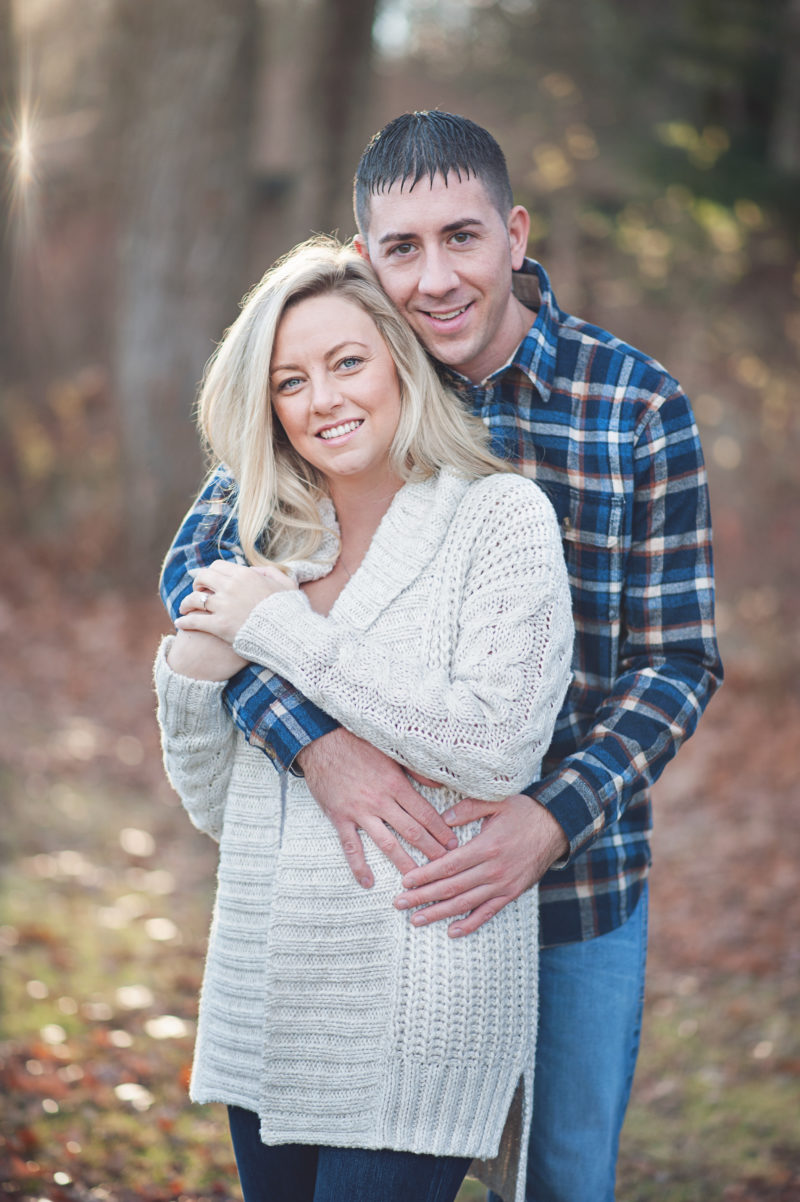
xmin=650 ymin=673 xmax=800 ymax=982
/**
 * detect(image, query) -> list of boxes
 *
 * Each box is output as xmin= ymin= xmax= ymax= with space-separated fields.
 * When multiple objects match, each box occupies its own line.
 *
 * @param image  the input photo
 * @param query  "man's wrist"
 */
xmin=523 ymin=770 xmax=606 ymax=865
xmin=291 ymin=743 xmax=311 ymax=778
xmin=526 ymin=795 xmax=569 ymax=871
xmin=293 ymin=727 xmax=343 ymax=778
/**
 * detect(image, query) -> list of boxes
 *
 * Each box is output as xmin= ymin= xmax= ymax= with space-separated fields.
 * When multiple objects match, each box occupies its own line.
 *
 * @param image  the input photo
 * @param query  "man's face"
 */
xmin=356 ymin=172 xmax=531 ymax=384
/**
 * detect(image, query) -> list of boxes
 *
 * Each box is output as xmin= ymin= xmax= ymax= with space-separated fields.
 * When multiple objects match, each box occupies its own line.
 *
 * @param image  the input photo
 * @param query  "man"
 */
xmin=161 ymin=111 xmax=722 ymax=1201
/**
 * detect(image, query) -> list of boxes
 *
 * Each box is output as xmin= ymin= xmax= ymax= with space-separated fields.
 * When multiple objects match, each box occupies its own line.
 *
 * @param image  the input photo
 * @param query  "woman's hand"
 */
xmin=175 ymin=560 xmax=297 ymax=644
xmin=166 ymin=629 xmax=249 ymax=681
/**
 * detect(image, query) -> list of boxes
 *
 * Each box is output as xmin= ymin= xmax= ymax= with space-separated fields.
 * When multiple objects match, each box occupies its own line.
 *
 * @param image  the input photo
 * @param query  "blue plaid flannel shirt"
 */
xmin=160 ymin=258 xmax=722 ymax=947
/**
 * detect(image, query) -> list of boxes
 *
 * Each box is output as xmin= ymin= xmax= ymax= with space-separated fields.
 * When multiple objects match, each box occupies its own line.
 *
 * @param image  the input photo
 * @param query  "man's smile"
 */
xmin=423 ymin=303 xmax=473 ymax=325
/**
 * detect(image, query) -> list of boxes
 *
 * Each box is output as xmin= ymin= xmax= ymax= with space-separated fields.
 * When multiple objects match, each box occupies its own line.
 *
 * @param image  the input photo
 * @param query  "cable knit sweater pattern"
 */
xmin=155 ymin=468 xmax=573 ymax=1202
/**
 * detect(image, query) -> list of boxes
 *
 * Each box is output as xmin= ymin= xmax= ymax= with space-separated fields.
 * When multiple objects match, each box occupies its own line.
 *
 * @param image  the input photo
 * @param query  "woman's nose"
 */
xmin=309 ymin=376 xmax=342 ymax=414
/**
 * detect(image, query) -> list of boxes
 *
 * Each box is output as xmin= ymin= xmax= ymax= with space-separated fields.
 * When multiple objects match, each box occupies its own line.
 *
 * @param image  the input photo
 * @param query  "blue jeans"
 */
xmin=490 ymin=883 xmax=648 ymax=1202
xmin=227 ymin=1105 xmax=470 ymax=1202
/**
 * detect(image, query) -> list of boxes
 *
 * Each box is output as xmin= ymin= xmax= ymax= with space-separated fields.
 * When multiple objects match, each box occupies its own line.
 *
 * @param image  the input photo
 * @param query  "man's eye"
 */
xmin=389 ymin=242 xmax=414 ymax=257
xmin=450 ymin=231 xmax=473 ymax=245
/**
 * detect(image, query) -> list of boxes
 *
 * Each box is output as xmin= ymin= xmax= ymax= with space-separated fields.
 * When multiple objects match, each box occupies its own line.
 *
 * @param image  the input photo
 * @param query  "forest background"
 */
xmin=1 ymin=1 xmax=799 ymax=1199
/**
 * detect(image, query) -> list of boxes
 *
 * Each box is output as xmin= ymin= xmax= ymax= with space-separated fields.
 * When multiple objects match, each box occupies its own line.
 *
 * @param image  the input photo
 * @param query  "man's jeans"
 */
xmin=490 ymin=884 xmax=649 ymax=1202
xmin=227 ymin=1105 xmax=470 ymax=1202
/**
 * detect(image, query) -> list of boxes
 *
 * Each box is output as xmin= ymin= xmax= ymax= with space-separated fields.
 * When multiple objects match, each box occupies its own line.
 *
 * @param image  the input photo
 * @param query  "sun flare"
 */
xmin=4 ymin=94 xmax=40 ymax=252
xmin=15 ymin=119 xmax=35 ymax=186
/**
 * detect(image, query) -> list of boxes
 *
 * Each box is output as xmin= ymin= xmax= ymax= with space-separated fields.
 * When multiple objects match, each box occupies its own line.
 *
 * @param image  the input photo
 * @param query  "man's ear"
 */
xmin=507 ymin=205 xmax=531 ymax=270
xmin=353 ymin=234 xmax=371 ymax=263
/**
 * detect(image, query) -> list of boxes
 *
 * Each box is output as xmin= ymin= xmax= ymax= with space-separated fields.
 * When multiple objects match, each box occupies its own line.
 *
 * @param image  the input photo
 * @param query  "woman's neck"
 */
xmin=299 ymin=471 xmax=404 ymax=616
xmin=327 ymin=472 xmax=404 ymax=569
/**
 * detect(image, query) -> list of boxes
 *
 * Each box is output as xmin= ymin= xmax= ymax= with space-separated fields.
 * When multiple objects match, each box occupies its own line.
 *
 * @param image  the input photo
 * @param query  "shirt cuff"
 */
xmin=523 ymin=770 xmax=606 ymax=865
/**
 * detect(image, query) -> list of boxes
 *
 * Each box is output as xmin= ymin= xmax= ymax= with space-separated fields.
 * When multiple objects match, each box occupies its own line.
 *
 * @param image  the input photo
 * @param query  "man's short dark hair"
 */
xmin=353 ymin=111 xmax=514 ymax=235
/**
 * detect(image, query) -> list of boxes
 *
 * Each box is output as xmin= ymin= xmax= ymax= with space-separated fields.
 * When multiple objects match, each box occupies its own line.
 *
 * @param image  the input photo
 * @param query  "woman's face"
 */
xmin=270 ymin=293 xmax=404 ymax=493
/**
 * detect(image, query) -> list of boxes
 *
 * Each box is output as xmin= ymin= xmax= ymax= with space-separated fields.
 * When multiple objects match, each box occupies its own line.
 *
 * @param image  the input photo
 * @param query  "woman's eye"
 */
xmin=276 ymin=376 xmax=302 ymax=392
xmin=339 ymin=356 xmax=362 ymax=370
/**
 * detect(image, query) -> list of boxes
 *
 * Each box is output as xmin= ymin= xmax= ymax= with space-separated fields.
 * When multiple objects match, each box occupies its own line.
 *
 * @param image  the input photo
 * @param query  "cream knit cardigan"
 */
xmin=155 ymin=468 xmax=573 ymax=1202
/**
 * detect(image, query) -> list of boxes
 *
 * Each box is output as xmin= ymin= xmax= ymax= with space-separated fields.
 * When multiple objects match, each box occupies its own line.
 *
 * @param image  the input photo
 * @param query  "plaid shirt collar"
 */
xmin=442 ymin=257 xmax=558 ymax=404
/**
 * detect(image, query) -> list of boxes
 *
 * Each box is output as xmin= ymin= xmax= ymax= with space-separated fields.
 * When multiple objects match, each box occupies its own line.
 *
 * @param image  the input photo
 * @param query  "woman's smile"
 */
xmin=317 ymin=418 xmax=364 ymax=441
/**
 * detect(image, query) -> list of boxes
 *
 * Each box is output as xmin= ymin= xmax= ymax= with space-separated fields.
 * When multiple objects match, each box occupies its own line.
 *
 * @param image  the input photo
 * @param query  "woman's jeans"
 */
xmin=227 ymin=1105 xmax=471 ymax=1202
xmin=490 ymin=883 xmax=649 ymax=1202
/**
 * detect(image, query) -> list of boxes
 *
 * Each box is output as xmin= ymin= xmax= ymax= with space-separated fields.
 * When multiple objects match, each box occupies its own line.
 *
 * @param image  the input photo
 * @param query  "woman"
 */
xmin=155 ymin=238 xmax=573 ymax=1202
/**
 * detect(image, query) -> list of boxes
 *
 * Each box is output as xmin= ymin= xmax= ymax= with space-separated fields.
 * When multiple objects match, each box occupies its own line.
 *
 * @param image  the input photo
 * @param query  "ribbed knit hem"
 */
xmin=375 ymin=1057 xmax=525 ymax=1160
xmin=249 ymin=1055 xmax=526 ymax=1161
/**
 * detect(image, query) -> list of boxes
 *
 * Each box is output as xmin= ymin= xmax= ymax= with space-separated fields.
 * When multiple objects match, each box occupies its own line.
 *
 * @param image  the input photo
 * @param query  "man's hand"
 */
xmin=296 ymin=728 xmax=459 ymax=887
xmin=392 ymin=794 xmax=569 ymax=937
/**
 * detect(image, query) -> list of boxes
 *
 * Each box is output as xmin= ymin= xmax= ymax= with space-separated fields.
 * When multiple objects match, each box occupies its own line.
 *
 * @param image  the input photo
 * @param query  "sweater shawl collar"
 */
xmin=286 ymin=468 xmax=472 ymax=631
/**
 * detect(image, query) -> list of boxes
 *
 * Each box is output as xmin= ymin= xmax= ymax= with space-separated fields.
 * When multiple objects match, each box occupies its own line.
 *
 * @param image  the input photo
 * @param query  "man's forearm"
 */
xmin=159 ymin=465 xmax=243 ymax=620
xmin=525 ymin=642 xmax=722 ymax=861
xmin=533 ymin=387 xmax=723 ymax=860
xmin=222 ymin=662 xmax=340 ymax=770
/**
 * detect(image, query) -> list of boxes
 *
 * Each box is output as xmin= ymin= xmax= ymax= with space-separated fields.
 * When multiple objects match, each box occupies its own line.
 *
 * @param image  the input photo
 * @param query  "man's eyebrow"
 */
xmin=271 ymin=340 xmax=369 ymax=373
xmin=377 ymin=217 xmax=485 ymax=246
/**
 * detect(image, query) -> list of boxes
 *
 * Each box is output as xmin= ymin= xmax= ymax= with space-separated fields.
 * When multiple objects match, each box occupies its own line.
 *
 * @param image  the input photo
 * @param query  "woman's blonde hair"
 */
xmin=198 ymin=235 xmax=510 ymax=566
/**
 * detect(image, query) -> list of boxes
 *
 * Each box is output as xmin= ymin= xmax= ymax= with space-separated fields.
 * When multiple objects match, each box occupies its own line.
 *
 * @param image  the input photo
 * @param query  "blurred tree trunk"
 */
xmin=769 ymin=0 xmax=800 ymax=173
xmin=0 ymin=0 xmax=18 ymax=384
xmin=301 ymin=0 xmax=379 ymax=233
xmin=256 ymin=0 xmax=378 ymax=250
xmin=110 ymin=0 xmax=257 ymax=572
xmin=0 ymin=0 xmax=26 ymax=527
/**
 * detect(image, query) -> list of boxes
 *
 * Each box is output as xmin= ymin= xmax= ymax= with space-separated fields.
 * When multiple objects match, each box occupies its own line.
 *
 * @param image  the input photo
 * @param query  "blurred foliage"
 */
xmin=0 ymin=369 xmax=124 ymax=586
xmin=0 ymin=774 xmax=237 ymax=1202
xmin=381 ymin=0 xmax=798 ymax=205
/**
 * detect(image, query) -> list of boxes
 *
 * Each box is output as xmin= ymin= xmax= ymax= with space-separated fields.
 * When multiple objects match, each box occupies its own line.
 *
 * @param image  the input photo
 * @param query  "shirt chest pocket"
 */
xmin=542 ymin=483 xmax=625 ymax=629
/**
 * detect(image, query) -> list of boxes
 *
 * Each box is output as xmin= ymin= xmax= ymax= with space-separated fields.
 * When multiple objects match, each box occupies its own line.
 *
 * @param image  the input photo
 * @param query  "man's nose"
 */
xmin=417 ymin=249 xmax=459 ymax=298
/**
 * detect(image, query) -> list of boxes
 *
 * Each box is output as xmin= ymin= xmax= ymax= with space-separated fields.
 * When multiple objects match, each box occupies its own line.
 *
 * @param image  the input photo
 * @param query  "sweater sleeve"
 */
xmin=154 ymin=637 xmax=238 ymax=842
xmin=233 ymin=481 xmax=574 ymax=801
xmin=159 ymin=465 xmax=340 ymax=771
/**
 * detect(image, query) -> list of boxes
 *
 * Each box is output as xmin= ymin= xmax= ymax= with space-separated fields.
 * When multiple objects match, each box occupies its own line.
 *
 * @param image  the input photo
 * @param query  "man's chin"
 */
xmin=414 ymin=329 xmax=476 ymax=371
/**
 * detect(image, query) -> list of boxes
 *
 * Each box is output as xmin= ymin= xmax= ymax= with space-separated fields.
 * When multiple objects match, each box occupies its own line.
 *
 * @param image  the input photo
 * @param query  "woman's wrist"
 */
xmin=166 ymin=629 xmax=248 ymax=681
